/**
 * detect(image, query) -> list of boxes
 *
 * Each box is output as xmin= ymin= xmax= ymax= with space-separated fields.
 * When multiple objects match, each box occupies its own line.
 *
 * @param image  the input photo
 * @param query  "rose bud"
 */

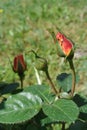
xmin=30 ymin=50 xmax=48 ymax=72
xmin=56 ymin=32 xmax=74 ymax=59
xmin=35 ymin=56 xmax=48 ymax=72
xmin=13 ymin=54 xmax=27 ymax=76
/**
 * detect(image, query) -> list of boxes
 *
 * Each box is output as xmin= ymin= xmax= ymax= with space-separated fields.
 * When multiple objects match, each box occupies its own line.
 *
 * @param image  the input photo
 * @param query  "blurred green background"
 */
xmin=0 ymin=0 xmax=87 ymax=95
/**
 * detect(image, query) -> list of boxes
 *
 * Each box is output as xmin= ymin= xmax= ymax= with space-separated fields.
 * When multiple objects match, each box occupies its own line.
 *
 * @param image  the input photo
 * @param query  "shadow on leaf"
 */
xmin=56 ymin=73 xmax=72 ymax=92
xmin=73 ymin=94 xmax=87 ymax=121
xmin=73 ymin=94 xmax=87 ymax=107
xmin=56 ymin=72 xmax=79 ymax=92
xmin=0 ymin=82 xmax=19 ymax=95
xmin=68 ymin=120 xmax=87 ymax=130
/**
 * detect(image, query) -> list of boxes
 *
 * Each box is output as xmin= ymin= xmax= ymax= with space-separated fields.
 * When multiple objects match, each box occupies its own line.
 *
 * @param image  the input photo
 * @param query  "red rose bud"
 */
xmin=13 ymin=54 xmax=27 ymax=75
xmin=56 ymin=32 xmax=74 ymax=59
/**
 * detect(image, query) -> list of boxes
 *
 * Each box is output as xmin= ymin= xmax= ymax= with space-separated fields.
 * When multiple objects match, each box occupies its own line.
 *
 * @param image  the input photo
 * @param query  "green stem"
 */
xmin=20 ymin=76 xmax=24 ymax=89
xmin=45 ymin=69 xmax=58 ymax=95
xmin=69 ymin=60 xmax=76 ymax=96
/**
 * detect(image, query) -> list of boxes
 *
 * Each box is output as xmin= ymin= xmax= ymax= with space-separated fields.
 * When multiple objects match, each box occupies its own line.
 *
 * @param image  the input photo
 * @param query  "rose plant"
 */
xmin=0 ymin=31 xmax=87 ymax=130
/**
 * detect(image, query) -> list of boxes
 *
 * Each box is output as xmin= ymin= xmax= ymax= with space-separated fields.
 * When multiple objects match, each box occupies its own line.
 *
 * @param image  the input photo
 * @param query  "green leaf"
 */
xmin=80 ymin=105 xmax=87 ymax=113
xmin=73 ymin=94 xmax=87 ymax=107
xmin=73 ymin=94 xmax=87 ymax=121
xmin=56 ymin=73 xmax=79 ymax=92
xmin=24 ymin=85 xmax=54 ymax=103
xmin=79 ymin=105 xmax=87 ymax=121
xmin=78 ymin=95 xmax=87 ymax=114
xmin=0 ymin=92 xmax=42 ymax=124
xmin=43 ymin=99 xmax=79 ymax=122
xmin=41 ymin=117 xmax=58 ymax=126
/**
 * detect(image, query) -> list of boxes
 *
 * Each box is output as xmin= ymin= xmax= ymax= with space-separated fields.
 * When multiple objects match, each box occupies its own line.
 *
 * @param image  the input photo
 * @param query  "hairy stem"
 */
xmin=45 ymin=69 xmax=58 ymax=95
xmin=69 ymin=60 xmax=76 ymax=96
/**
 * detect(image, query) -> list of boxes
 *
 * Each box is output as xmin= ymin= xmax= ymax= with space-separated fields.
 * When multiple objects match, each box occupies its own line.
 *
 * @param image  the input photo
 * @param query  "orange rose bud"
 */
xmin=56 ymin=32 xmax=74 ymax=59
xmin=13 ymin=54 xmax=27 ymax=75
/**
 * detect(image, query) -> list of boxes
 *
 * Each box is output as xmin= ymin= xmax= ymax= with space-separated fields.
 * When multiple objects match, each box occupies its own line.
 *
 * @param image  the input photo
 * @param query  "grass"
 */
xmin=0 ymin=0 xmax=87 ymax=95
